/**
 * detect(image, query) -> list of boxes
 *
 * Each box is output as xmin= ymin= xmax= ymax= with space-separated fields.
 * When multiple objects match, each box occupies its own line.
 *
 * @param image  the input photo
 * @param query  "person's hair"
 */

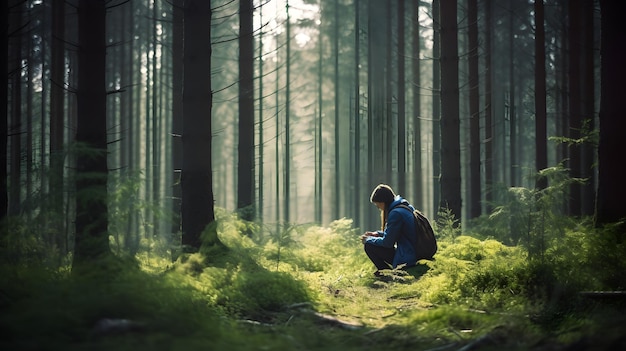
xmin=370 ymin=184 xmax=396 ymax=204
xmin=370 ymin=184 xmax=395 ymax=231
xmin=380 ymin=203 xmax=387 ymax=231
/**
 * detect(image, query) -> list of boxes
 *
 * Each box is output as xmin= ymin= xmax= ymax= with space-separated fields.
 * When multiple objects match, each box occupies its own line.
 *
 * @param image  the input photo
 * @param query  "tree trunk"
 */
xmin=568 ymin=0 xmax=583 ymax=215
xmin=181 ymin=0 xmax=217 ymax=250
xmin=257 ymin=7 xmax=265 ymax=223
xmin=483 ymin=0 xmax=493 ymax=213
xmin=73 ymin=0 xmax=110 ymax=267
xmin=284 ymin=0 xmax=291 ymax=223
xmin=411 ymin=0 xmax=422 ymax=210
xmin=534 ymin=0 xmax=548 ymax=191
xmin=9 ymin=1 xmax=23 ymax=217
xmin=171 ymin=0 xmax=183 ymax=251
xmin=315 ymin=13 xmax=323 ymax=224
xmin=0 ymin=0 xmax=8 ymax=221
xmin=151 ymin=0 xmax=160 ymax=237
xmin=50 ymin=0 xmax=66 ymax=252
xmin=439 ymin=0 xmax=461 ymax=220
xmin=397 ymin=0 xmax=406 ymax=193
xmin=508 ymin=0 xmax=518 ymax=188
xmin=333 ymin=0 xmax=340 ymax=220
xmin=580 ymin=0 xmax=595 ymax=217
xmin=238 ymin=0 xmax=255 ymax=221
xmin=467 ymin=0 xmax=481 ymax=219
xmin=596 ymin=0 xmax=626 ymax=228
xmin=353 ymin=0 xmax=361 ymax=225
xmin=431 ymin=0 xmax=441 ymax=216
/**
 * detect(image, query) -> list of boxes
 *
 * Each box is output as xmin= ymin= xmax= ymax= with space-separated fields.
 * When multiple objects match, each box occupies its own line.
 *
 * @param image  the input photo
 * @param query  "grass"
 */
xmin=1 ymin=210 xmax=625 ymax=350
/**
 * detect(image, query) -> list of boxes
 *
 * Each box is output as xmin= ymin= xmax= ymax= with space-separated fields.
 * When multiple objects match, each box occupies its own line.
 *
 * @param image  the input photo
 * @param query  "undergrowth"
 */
xmin=1 ymin=204 xmax=625 ymax=350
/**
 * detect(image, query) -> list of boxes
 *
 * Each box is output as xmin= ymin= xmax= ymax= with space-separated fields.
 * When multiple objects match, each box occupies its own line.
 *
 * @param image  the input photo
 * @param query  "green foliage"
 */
xmin=3 ymin=202 xmax=626 ymax=350
xmin=434 ymin=207 xmax=462 ymax=240
xmin=0 ymin=261 xmax=223 ymax=350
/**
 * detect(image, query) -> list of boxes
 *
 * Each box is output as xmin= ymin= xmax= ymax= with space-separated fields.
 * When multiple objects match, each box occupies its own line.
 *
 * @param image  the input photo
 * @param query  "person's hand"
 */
xmin=360 ymin=231 xmax=379 ymax=244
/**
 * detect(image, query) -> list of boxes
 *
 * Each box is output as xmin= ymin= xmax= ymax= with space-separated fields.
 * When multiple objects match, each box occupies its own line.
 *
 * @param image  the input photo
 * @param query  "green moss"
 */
xmin=2 ymin=208 xmax=626 ymax=350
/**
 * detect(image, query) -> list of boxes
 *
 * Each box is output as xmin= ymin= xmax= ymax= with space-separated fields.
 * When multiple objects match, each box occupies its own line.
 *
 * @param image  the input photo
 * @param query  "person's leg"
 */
xmin=364 ymin=243 xmax=395 ymax=271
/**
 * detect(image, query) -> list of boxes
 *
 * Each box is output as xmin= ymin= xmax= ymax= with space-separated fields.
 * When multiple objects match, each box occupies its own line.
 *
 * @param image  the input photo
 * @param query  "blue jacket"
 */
xmin=364 ymin=195 xmax=418 ymax=268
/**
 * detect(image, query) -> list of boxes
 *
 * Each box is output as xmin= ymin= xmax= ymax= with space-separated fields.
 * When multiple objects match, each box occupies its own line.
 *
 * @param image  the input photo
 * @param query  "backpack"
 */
xmin=396 ymin=204 xmax=438 ymax=260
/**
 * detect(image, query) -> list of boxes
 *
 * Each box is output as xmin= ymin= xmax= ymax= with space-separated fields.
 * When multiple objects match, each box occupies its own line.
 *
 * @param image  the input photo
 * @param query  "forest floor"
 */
xmin=240 ymin=268 xmax=626 ymax=351
xmin=2 ymin=215 xmax=626 ymax=350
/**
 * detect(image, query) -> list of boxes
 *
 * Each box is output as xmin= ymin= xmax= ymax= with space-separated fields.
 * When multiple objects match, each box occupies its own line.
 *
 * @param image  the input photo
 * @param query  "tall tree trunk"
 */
xmin=315 ymin=12 xmax=323 ymax=224
xmin=439 ymin=0 xmax=461 ymax=220
xmin=580 ymin=0 xmax=595 ymax=217
xmin=353 ymin=0 xmax=361 ymax=225
xmin=73 ymin=0 xmax=110 ymax=267
xmin=181 ymin=0 xmax=217 ymax=250
xmin=126 ymin=0 xmax=139 ymax=254
xmin=8 ymin=1 xmax=23 ymax=217
xmin=431 ymin=0 xmax=441 ymax=216
xmin=0 ymin=0 xmax=7 ymax=221
xmin=377 ymin=1 xmax=390 ymax=183
xmin=483 ymin=0 xmax=493 ymax=213
xmin=238 ymin=0 xmax=255 ymax=221
xmin=596 ymin=0 xmax=626 ymax=228
xmin=534 ymin=0 xmax=548 ymax=190
xmin=151 ymin=0 xmax=160 ymax=236
xmin=333 ymin=0 xmax=340 ymax=220
xmin=568 ymin=0 xmax=583 ymax=216
xmin=50 ymin=0 xmax=66 ymax=252
xmin=569 ymin=0 xmax=596 ymax=217
xmin=397 ymin=0 xmax=406 ymax=193
xmin=508 ymin=0 xmax=518 ymax=188
xmin=411 ymin=0 xmax=422 ymax=210
xmin=275 ymin=52 xmax=280 ymax=226
xmin=171 ymin=0 xmax=183 ymax=251
xmin=144 ymin=2 xmax=153 ymax=238
xmin=284 ymin=0 xmax=291 ymax=223
xmin=25 ymin=7 xmax=33 ymax=220
xmin=467 ymin=0 xmax=481 ymax=219
xmin=257 ymin=6 xmax=265 ymax=223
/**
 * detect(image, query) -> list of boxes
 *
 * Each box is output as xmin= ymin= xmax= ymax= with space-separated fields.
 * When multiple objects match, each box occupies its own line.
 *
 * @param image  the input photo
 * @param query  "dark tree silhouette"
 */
xmin=431 ymin=0 xmax=441 ymax=215
xmin=0 ymin=0 xmax=8 ymax=222
xmin=73 ymin=0 xmax=111 ymax=267
xmin=171 ymin=0 xmax=183 ymax=243
xmin=49 ymin=0 xmax=66 ymax=251
xmin=181 ymin=0 xmax=218 ymax=250
xmin=534 ymin=0 xmax=548 ymax=190
xmin=439 ymin=0 xmax=461 ymax=220
xmin=238 ymin=0 xmax=255 ymax=221
xmin=468 ymin=0 xmax=481 ymax=219
xmin=597 ymin=0 xmax=626 ymax=228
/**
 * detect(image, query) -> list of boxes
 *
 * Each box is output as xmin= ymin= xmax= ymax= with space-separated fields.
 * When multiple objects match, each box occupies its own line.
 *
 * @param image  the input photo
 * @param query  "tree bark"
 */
xmin=411 ymin=0 xmax=422 ymax=210
xmin=439 ymin=0 xmax=461 ymax=220
xmin=171 ymin=0 xmax=183 ymax=250
xmin=0 ymin=0 xmax=8 ymax=221
xmin=238 ymin=0 xmax=255 ymax=221
xmin=50 ymin=0 xmax=66 ymax=251
xmin=534 ymin=0 xmax=548 ymax=191
xmin=483 ymin=0 xmax=493 ymax=213
xmin=596 ymin=0 xmax=626 ymax=228
xmin=181 ymin=0 xmax=217 ymax=250
xmin=467 ymin=0 xmax=481 ymax=219
xmin=73 ymin=0 xmax=110 ymax=266
xmin=431 ymin=0 xmax=441 ymax=216
xmin=397 ymin=0 xmax=406 ymax=193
